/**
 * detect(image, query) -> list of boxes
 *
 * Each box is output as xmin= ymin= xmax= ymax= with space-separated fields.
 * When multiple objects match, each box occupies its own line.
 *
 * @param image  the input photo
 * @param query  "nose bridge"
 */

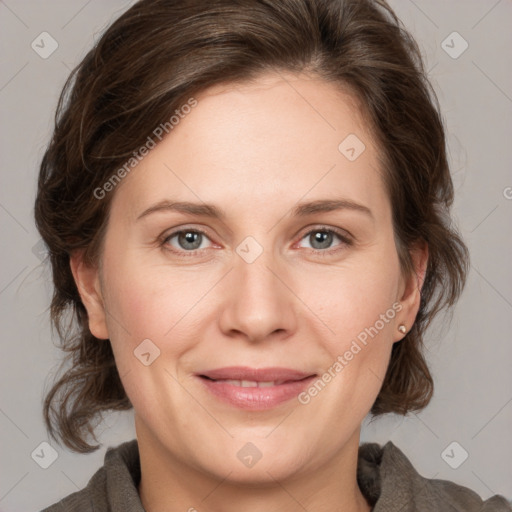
xmin=218 ymin=242 xmax=297 ymax=342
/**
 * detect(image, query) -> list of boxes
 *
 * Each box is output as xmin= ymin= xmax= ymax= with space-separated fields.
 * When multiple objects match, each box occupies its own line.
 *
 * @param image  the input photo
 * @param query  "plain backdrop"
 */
xmin=0 ymin=1 xmax=511 ymax=510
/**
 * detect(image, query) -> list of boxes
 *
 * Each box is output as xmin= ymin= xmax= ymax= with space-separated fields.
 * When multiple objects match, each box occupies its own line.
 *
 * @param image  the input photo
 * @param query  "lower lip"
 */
xmin=197 ymin=376 xmax=316 ymax=410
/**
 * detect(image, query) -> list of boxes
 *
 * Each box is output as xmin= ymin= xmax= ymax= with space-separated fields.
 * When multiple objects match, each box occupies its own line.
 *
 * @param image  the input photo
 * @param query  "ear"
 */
xmin=69 ymin=251 xmax=109 ymax=340
xmin=397 ymin=240 xmax=429 ymax=337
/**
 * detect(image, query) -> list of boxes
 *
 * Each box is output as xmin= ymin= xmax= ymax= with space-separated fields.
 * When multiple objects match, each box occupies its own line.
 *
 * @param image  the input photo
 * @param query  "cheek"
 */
xmin=303 ymin=248 xmax=401 ymax=353
xmin=98 ymin=262 xmax=197 ymax=417
xmin=295 ymin=252 xmax=401 ymax=424
xmin=100 ymin=250 xmax=224 ymax=373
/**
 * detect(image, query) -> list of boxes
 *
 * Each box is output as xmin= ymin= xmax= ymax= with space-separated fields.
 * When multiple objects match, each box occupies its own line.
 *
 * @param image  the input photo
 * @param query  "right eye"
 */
xmin=162 ymin=228 xmax=214 ymax=255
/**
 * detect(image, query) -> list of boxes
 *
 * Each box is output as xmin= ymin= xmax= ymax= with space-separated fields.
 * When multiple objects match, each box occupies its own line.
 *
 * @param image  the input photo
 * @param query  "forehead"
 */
xmin=110 ymin=72 xmax=388 ymax=222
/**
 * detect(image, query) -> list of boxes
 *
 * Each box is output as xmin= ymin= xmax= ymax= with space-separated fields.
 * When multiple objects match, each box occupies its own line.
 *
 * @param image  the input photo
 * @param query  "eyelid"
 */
xmin=298 ymin=224 xmax=352 ymax=241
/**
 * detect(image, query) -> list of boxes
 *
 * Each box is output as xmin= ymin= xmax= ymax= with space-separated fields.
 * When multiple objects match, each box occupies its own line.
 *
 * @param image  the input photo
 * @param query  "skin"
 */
xmin=71 ymin=72 xmax=427 ymax=512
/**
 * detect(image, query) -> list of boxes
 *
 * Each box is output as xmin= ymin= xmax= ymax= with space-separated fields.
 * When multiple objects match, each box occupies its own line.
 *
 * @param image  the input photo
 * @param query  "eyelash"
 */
xmin=159 ymin=226 xmax=353 ymax=258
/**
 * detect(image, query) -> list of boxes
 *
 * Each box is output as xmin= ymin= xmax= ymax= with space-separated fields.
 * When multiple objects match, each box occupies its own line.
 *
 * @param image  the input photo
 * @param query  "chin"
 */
xmin=206 ymin=453 xmax=306 ymax=486
xmin=190 ymin=432 xmax=318 ymax=485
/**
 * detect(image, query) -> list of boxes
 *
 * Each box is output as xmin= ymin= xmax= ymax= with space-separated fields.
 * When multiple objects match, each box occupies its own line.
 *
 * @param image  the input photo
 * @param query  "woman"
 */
xmin=35 ymin=0 xmax=511 ymax=510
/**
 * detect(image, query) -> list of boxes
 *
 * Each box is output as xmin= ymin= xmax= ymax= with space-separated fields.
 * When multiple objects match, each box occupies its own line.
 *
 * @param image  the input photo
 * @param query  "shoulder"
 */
xmin=357 ymin=441 xmax=512 ymax=512
xmin=40 ymin=439 xmax=142 ymax=512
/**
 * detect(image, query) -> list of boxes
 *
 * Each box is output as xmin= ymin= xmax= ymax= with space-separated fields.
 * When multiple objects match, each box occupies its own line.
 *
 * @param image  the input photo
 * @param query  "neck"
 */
xmin=137 ymin=422 xmax=371 ymax=512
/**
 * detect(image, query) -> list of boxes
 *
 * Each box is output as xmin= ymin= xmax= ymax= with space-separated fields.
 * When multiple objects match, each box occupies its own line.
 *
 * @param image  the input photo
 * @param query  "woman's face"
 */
xmin=77 ymin=72 xmax=421 ymax=483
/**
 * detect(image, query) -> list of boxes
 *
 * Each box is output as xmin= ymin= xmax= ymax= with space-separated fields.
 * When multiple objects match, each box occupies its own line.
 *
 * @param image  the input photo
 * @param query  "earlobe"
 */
xmin=69 ymin=251 xmax=109 ymax=340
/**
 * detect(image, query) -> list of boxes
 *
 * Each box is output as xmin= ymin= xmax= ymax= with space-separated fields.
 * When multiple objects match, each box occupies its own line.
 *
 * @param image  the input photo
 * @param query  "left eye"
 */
xmin=298 ymin=229 xmax=347 ymax=251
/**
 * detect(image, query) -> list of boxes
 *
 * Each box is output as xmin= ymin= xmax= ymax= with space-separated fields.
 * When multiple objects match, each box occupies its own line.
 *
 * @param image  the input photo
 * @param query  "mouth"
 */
xmin=196 ymin=367 xmax=317 ymax=410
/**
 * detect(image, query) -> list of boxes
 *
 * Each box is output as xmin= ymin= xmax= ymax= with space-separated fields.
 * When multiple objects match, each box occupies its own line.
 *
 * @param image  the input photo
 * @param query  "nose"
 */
xmin=218 ymin=248 xmax=298 ymax=344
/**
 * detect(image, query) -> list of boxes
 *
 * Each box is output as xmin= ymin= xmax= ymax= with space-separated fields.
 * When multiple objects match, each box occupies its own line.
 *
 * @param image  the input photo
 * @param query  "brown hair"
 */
xmin=35 ymin=0 xmax=469 ymax=453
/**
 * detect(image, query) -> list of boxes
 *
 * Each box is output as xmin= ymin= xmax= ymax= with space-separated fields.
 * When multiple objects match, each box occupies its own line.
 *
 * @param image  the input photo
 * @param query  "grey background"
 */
xmin=1 ymin=0 xmax=511 ymax=510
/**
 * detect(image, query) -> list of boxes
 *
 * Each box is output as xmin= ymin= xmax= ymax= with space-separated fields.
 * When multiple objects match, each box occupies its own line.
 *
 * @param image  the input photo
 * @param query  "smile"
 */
xmin=196 ymin=367 xmax=317 ymax=410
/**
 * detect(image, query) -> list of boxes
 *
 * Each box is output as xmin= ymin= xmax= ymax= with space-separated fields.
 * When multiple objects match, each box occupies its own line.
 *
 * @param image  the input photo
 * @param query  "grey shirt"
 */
xmin=41 ymin=439 xmax=511 ymax=511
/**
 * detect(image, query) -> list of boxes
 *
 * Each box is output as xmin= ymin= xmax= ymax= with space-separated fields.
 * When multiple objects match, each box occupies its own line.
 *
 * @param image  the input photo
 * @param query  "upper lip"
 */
xmin=198 ymin=366 xmax=315 ymax=382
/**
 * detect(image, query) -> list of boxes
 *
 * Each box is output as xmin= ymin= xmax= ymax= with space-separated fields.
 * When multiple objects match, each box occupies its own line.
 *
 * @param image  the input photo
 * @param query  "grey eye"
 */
xmin=165 ymin=230 xmax=211 ymax=251
xmin=309 ymin=231 xmax=335 ymax=250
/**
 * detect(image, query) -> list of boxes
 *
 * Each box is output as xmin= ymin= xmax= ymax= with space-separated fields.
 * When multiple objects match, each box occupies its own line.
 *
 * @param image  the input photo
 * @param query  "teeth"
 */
xmin=218 ymin=379 xmax=278 ymax=388
xmin=258 ymin=381 xmax=276 ymax=388
xmin=241 ymin=380 xmax=258 ymax=387
xmin=224 ymin=379 xmax=241 ymax=386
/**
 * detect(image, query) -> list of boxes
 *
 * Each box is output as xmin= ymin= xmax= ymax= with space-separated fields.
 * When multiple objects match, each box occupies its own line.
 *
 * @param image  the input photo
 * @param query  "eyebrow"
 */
xmin=136 ymin=199 xmax=373 ymax=221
